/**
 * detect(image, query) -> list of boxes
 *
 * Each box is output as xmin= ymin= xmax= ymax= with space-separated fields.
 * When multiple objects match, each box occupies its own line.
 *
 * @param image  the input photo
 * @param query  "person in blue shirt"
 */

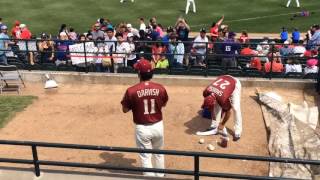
xmin=292 ymin=28 xmax=300 ymax=44
xmin=280 ymin=27 xmax=288 ymax=43
xmin=0 ymin=25 xmax=10 ymax=65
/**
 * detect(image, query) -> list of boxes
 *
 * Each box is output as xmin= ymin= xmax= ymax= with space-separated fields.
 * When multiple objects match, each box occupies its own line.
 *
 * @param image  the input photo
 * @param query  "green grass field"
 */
xmin=0 ymin=0 xmax=319 ymax=35
xmin=0 ymin=96 xmax=37 ymax=128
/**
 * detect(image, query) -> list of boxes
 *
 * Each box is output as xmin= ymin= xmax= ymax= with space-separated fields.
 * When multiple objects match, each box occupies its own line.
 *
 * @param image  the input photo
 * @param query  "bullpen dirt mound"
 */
xmin=0 ymin=82 xmax=316 ymax=179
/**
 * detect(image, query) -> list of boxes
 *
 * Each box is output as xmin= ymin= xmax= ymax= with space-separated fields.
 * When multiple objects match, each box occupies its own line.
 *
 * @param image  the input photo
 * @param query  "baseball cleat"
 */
xmin=196 ymin=127 xmax=218 ymax=136
xmin=233 ymin=134 xmax=241 ymax=141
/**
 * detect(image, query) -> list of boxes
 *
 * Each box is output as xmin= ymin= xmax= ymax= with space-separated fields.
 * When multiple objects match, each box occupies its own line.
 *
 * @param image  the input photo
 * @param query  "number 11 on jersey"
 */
xmin=143 ymin=99 xmax=156 ymax=115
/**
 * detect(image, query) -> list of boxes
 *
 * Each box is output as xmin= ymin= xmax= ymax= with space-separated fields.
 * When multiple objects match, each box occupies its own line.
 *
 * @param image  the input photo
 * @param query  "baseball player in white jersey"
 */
xmin=286 ymin=0 xmax=300 ymax=8
xmin=185 ymin=0 xmax=196 ymax=14
xmin=120 ymin=0 xmax=134 ymax=3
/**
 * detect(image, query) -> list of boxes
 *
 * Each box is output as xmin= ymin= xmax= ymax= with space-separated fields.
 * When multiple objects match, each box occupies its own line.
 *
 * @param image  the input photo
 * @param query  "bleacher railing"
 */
xmin=0 ymin=38 xmax=319 ymax=80
xmin=0 ymin=139 xmax=319 ymax=179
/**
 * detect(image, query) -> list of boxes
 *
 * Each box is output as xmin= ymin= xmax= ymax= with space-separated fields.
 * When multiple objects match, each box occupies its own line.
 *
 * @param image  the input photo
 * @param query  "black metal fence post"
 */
xmin=194 ymin=155 xmax=200 ymax=180
xmin=205 ymin=42 xmax=209 ymax=77
xmin=269 ymin=44 xmax=274 ymax=80
xmin=31 ymin=145 xmax=41 ymax=177
xmin=83 ymin=41 xmax=88 ymax=73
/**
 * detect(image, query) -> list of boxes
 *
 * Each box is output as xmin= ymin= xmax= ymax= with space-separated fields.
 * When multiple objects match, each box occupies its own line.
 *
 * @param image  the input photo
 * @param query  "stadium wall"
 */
xmin=20 ymin=71 xmax=315 ymax=89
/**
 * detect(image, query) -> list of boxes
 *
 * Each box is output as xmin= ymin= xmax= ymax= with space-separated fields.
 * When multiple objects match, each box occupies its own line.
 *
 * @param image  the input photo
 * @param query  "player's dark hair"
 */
xmin=139 ymin=71 xmax=153 ymax=81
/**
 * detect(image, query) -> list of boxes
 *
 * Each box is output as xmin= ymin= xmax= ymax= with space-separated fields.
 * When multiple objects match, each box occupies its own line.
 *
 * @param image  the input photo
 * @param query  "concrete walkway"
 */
xmin=0 ymin=168 xmax=191 ymax=180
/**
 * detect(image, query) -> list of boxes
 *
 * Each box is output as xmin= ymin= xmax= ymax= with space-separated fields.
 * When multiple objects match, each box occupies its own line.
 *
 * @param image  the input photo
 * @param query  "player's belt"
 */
xmin=137 ymin=120 xmax=162 ymax=126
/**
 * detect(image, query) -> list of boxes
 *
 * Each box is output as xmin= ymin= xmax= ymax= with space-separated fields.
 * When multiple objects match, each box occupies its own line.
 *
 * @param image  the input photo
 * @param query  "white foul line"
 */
xmin=190 ymin=9 xmax=320 ymax=28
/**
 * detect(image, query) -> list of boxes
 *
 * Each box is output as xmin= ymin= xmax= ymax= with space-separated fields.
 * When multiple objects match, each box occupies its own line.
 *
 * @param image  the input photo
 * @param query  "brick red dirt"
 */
xmin=0 ymin=82 xmax=316 ymax=179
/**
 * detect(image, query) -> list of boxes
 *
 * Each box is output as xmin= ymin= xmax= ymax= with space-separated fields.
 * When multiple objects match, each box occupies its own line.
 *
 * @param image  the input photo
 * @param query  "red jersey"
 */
xmin=203 ymin=75 xmax=236 ymax=111
xmin=121 ymin=81 xmax=168 ymax=125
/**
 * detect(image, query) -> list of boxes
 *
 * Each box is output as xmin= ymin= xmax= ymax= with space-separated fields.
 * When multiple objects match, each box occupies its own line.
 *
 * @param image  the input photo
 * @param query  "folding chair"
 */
xmin=0 ymin=65 xmax=26 ymax=94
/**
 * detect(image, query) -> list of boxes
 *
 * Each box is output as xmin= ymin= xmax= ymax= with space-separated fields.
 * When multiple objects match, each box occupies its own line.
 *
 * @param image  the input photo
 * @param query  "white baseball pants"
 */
xmin=120 ymin=0 xmax=134 ymax=3
xmin=135 ymin=121 xmax=164 ymax=177
xmin=185 ymin=0 xmax=196 ymax=14
xmin=286 ymin=0 xmax=300 ymax=7
xmin=211 ymin=78 xmax=242 ymax=137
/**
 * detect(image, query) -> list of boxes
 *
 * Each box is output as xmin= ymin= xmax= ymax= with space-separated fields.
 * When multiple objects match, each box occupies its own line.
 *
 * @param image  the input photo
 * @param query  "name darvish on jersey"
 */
xmin=137 ymin=88 xmax=160 ymax=98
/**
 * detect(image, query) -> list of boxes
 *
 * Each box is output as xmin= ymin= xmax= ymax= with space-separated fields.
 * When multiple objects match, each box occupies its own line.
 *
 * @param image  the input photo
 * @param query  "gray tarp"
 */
xmin=258 ymin=92 xmax=320 ymax=179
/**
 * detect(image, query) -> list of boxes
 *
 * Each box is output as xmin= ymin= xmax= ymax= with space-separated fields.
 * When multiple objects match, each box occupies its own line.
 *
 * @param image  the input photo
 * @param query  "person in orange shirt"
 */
xmin=250 ymin=57 xmax=262 ymax=71
xmin=240 ymin=44 xmax=256 ymax=56
xmin=19 ymin=24 xmax=34 ymax=65
xmin=19 ymin=24 xmax=32 ymax=39
xmin=11 ymin=20 xmax=21 ymax=39
xmin=210 ymin=16 xmax=224 ymax=42
xmin=264 ymin=59 xmax=284 ymax=73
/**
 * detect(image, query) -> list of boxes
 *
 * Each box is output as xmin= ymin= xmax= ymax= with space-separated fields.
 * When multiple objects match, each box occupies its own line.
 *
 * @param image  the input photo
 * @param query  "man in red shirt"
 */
xmin=121 ymin=59 xmax=168 ymax=177
xmin=197 ymin=75 xmax=242 ymax=142
xmin=264 ymin=59 xmax=284 ymax=73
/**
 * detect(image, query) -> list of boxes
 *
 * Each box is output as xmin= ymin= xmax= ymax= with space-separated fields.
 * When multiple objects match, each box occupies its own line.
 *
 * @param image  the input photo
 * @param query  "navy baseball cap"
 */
xmin=200 ymin=28 xmax=206 ymax=33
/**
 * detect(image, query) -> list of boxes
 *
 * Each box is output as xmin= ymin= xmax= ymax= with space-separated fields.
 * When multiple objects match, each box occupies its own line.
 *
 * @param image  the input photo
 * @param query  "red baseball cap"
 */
xmin=201 ymin=95 xmax=216 ymax=110
xmin=134 ymin=59 xmax=152 ymax=73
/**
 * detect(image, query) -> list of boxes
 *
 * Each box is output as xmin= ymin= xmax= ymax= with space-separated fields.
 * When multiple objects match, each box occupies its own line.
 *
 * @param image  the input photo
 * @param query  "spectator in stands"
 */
xmin=55 ymin=32 xmax=73 ymax=66
xmin=280 ymin=27 xmax=288 ymax=43
xmin=220 ymin=32 xmax=240 ymax=68
xmin=59 ymin=24 xmax=68 ymax=35
xmin=11 ymin=20 xmax=21 ymax=39
xmin=149 ymin=24 xmax=160 ymax=41
xmin=139 ymin=17 xmax=146 ymax=32
xmin=155 ymin=53 xmax=169 ymax=69
xmin=19 ymin=24 xmax=34 ymax=65
xmin=285 ymin=58 xmax=302 ymax=74
xmin=168 ymin=33 xmax=184 ymax=68
xmin=127 ymin=33 xmax=137 ymax=67
xmin=94 ymin=37 xmax=109 ymax=72
xmin=303 ymin=46 xmax=316 ymax=58
xmin=152 ymin=38 xmax=166 ymax=67
xmin=256 ymin=38 xmax=270 ymax=62
xmin=68 ymin=27 xmax=77 ymax=41
xmin=292 ymin=28 xmax=300 ymax=44
xmin=0 ymin=18 xmax=3 ymax=29
xmin=104 ymin=28 xmax=117 ymax=52
xmin=175 ymin=18 xmax=190 ymax=42
xmin=19 ymin=24 xmax=32 ymax=39
xmin=240 ymin=44 xmax=257 ymax=56
xmin=280 ymin=41 xmax=293 ymax=58
xmin=136 ymin=30 xmax=152 ymax=60
xmin=308 ymin=25 xmax=320 ymax=48
xmin=38 ymin=33 xmax=55 ymax=63
xmin=239 ymin=31 xmax=249 ymax=44
xmin=293 ymin=44 xmax=306 ymax=57
xmin=249 ymin=57 xmax=262 ymax=71
xmin=304 ymin=58 xmax=318 ymax=74
xmin=113 ymin=32 xmax=130 ymax=72
xmin=0 ymin=25 xmax=10 ymax=64
xmin=162 ymin=26 xmax=174 ymax=47
xmin=117 ymin=23 xmax=128 ymax=40
xmin=264 ymin=59 xmax=284 ymax=73
xmin=191 ymin=28 xmax=208 ymax=66
xmin=78 ymin=34 xmax=86 ymax=42
xmin=127 ymin=24 xmax=140 ymax=38
xmin=92 ymin=23 xmax=104 ymax=40
xmin=210 ymin=16 xmax=224 ymax=42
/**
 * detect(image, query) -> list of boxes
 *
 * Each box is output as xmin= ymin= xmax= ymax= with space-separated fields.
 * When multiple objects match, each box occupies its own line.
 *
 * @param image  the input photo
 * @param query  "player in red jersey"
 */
xmin=121 ymin=59 xmax=168 ymax=177
xmin=197 ymin=75 xmax=242 ymax=141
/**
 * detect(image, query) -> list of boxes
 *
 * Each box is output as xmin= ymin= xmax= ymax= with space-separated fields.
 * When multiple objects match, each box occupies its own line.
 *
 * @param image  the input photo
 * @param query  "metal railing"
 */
xmin=0 ymin=139 xmax=319 ymax=179
xmin=0 ymin=38 xmax=319 ymax=79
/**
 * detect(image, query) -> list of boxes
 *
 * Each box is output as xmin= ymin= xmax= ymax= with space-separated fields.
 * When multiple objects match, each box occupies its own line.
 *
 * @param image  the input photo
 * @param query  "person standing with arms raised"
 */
xmin=121 ymin=59 xmax=168 ymax=177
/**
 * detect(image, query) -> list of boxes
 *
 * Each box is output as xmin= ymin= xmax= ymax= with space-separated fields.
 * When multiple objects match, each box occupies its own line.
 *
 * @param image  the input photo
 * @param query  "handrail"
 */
xmin=0 ymin=139 xmax=318 ymax=179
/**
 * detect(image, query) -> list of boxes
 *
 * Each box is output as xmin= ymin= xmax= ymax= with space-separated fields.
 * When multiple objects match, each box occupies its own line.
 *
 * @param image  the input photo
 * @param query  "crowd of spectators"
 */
xmin=0 ymin=16 xmax=319 ymax=76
